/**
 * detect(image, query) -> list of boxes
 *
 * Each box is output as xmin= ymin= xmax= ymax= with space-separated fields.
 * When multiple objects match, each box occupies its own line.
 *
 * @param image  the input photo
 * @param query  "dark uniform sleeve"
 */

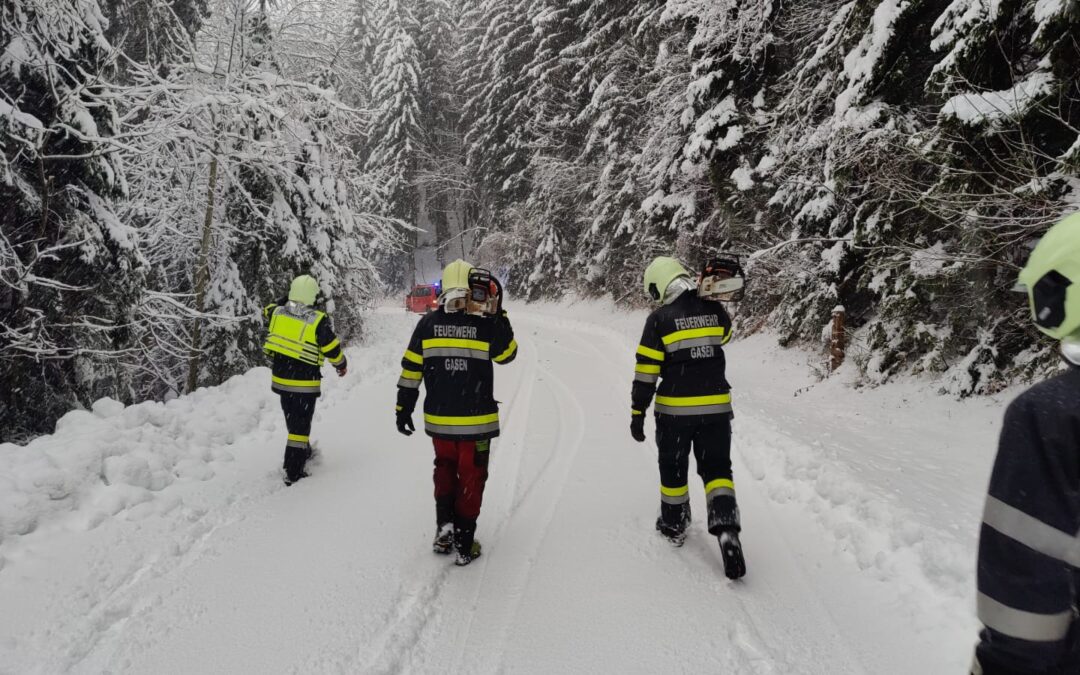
xmin=491 ymin=311 xmax=517 ymax=365
xmin=262 ymin=297 xmax=287 ymax=324
xmin=315 ymin=315 xmax=347 ymax=370
xmin=973 ymin=392 xmax=1079 ymax=674
xmin=262 ymin=303 xmax=278 ymax=324
xmin=632 ymin=314 xmax=664 ymax=414
xmin=396 ymin=317 xmax=426 ymax=414
xmin=719 ymin=305 xmax=733 ymax=345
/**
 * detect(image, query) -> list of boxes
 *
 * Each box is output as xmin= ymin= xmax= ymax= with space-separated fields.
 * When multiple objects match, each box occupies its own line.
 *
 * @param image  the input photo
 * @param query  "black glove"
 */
xmin=630 ymin=412 xmax=646 ymax=443
xmin=396 ymin=410 xmax=415 ymax=436
xmin=335 ymin=364 xmax=347 ymax=377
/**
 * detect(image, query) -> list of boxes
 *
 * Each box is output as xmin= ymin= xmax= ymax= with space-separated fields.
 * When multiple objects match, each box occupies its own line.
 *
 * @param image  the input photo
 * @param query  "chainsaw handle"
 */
xmin=492 ymin=276 xmax=505 ymax=313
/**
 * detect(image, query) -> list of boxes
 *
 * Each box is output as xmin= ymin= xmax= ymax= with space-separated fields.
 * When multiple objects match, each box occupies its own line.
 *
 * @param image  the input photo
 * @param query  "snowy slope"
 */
xmin=0 ymin=300 xmax=1006 ymax=674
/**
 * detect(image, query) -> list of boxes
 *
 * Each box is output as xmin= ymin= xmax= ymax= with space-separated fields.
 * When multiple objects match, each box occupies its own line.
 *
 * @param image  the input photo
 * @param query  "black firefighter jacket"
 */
xmin=974 ymin=366 xmax=1080 ymax=674
xmin=632 ymin=290 xmax=734 ymax=426
xmin=396 ymin=307 xmax=517 ymax=441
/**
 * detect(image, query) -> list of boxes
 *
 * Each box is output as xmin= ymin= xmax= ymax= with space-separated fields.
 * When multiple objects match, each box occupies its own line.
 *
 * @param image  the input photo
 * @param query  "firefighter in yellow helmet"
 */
xmin=632 ymin=256 xmax=746 ymax=579
xmin=395 ymin=260 xmax=518 ymax=566
xmin=263 ymin=275 xmax=347 ymax=485
xmin=972 ymin=212 xmax=1080 ymax=674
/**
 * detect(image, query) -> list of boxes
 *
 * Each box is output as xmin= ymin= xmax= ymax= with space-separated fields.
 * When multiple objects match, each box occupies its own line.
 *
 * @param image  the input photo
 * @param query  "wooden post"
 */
xmin=830 ymin=306 xmax=846 ymax=372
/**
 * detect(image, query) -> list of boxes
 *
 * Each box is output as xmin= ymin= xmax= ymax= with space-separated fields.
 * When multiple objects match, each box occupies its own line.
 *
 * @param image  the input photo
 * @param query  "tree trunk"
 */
xmin=186 ymin=147 xmax=219 ymax=393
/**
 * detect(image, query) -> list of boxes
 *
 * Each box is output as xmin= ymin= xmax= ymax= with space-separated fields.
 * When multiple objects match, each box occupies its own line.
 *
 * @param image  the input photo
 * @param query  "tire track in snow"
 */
xmin=453 ymin=356 xmax=588 ymax=674
xmin=518 ymin=310 xmax=859 ymax=673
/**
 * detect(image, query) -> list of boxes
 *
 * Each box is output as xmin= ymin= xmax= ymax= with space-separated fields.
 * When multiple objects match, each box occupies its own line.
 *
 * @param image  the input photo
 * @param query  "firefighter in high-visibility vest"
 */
xmin=395 ymin=260 xmax=517 ymax=566
xmin=263 ymin=275 xmax=347 ymax=486
xmin=631 ymin=256 xmax=747 ymax=579
xmin=972 ymin=212 xmax=1080 ymax=674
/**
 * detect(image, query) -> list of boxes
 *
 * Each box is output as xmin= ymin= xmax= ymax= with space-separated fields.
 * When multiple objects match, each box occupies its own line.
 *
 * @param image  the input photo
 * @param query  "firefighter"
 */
xmin=972 ymin=212 xmax=1080 ymax=674
xmin=262 ymin=275 xmax=347 ymax=486
xmin=630 ymin=256 xmax=746 ymax=579
xmin=395 ymin=259 xmax=518 ymax=566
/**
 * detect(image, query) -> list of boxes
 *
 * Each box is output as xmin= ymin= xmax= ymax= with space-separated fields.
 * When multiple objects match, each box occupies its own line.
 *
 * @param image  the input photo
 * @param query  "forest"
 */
xmin=2 ymin=0 xmax=1078 ymax=438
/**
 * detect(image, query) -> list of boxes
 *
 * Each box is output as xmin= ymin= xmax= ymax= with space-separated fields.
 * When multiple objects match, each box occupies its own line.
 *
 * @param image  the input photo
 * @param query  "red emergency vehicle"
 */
xmin=405 ymin=284 xmax=440 ymax=314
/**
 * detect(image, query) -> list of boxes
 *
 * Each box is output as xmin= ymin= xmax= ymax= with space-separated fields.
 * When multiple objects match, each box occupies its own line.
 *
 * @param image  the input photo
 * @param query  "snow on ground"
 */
xmin=0 ymin=299 xmax=1010 ymax=673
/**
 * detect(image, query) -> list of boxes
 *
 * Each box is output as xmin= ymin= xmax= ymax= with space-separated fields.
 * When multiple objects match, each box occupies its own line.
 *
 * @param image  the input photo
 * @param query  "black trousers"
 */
xmin=656 ymin=416 xmax=740 ymax=534
xmin=280 ymin=393 xmax=318 ymax=479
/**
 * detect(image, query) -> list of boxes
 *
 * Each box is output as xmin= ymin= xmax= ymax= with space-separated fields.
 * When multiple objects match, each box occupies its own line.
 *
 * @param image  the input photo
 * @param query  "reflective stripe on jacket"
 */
xmin=262 ymin=301 xmax=347 ymax=396
xmin=396 ymin=307 xmax=517 ymax=441
xmin=974 ymin=368 xmax=1080 ymax=674
xmin=631 ymin=291 xmax=733 ymax=424
xmin=265 ymin=306 xmax=326 ymax=366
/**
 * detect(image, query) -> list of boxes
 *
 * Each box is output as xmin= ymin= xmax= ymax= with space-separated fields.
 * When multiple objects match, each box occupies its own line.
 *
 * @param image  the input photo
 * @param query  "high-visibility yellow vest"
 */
xmin=264 ymin=306 xmax=325 ymax=366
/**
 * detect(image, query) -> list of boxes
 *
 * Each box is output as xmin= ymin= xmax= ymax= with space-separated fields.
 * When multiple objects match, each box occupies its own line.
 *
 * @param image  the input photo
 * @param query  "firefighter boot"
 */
xmin=433 ymin=496 xmax=455 ymax=554
xmin=708 ymin=495 xmax=745 ymax=579
xmin=453 ymin=519 xmax=482 ymax=566
xmin=656 ymin=501 xmax=691 ymax=547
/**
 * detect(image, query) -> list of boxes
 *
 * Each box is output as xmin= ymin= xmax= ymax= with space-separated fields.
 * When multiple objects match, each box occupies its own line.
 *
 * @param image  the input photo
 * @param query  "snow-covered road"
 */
xmin=0 ymin=302 xmax=1004 ymax=673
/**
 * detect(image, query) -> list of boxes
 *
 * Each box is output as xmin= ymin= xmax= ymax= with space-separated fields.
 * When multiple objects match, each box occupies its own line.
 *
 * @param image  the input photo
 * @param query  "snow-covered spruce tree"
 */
xmin=489 ymin=0 xmax=589 ymax=299
xmin=366 ymin=0 xmax=424 ymax=221
xmin=451 ymin=0 xmax=1078 ymax=391
xmin=747 ymin=0 xmax=1080 ymax=393
xmin=100 ymin=0 xmax=208 ymax=73
xmin=416 ymin=0 xmax=459 ymax=264
xmin=901 ymin=0 xmax=1080 ymax=392
xmin=0 ymin=0 xmax=144 ymax=438
xmin=344 ymin=0 xmax=381 ymax=107
xmin=458 ymin=0 xmax=541 ymax=218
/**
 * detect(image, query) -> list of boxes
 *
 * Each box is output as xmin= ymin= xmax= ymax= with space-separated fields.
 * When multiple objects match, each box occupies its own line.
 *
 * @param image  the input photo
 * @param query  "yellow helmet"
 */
xmin=441 ymin=259 xmax=474 ymax=292
xmin=1017 ymin=212 xmax=1080 ymax=340
xmin=643 ymin=257 xmax=691 ymax=303
xmin=288 ymin=275 xmax=319 ymax=305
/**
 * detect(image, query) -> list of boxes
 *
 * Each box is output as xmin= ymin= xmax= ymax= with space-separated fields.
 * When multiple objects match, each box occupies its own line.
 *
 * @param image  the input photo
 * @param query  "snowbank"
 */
xmin=0 ymin=372 xmax=272 ymax=544
xmin=0 ymin=309 xmax=409 ymax=548
xmin=522 ymin=295 xmax=1003 ymax=646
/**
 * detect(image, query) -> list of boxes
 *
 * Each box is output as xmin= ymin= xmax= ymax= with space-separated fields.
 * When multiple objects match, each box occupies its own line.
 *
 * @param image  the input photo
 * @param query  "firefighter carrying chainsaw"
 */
xmin=395 ymin=260 xmax=518 ymax=566
xmin=631 ymin=255 xmax=747 ymax=579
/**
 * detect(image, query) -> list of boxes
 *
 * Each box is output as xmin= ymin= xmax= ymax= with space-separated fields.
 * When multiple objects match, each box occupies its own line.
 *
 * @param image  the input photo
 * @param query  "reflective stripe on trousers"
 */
xmin=272 ymin=376 xmax=321 ymax=394
xmin=705 ymin=478 xmax=735 ymax=501
xmin=661 ymin=484 xmax=690 ymax=505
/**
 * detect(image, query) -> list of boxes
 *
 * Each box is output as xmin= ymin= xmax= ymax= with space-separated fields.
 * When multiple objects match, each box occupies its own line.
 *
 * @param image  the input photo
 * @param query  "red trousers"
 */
xmin=433 ymin=438 xmax=490 ymax=523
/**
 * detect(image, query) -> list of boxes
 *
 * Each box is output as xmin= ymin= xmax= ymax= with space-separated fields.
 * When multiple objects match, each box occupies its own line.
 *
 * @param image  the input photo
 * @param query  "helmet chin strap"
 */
xmin=1061 ymin=337 xmax=1080 ymax=366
